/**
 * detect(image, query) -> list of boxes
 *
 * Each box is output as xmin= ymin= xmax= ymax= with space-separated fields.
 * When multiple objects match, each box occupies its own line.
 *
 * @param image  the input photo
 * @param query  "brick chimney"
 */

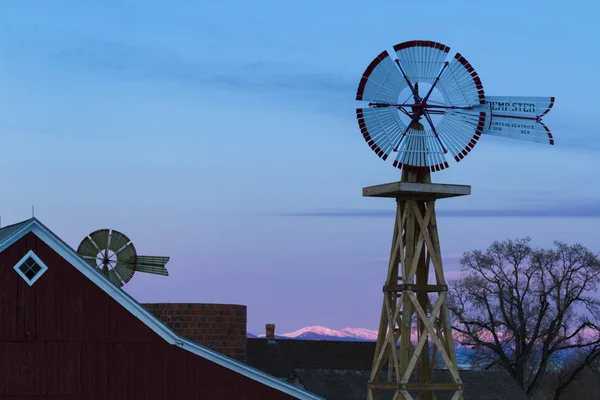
xmin=266 ymin=323 xmax=275 ymax=341
xmin=142 ymin=303 xmax=247 ymax=362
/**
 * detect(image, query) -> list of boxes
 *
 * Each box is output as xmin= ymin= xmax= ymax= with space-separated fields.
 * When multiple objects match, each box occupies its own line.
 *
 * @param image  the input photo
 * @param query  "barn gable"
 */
xmin=0 ymin=218 xmax=322 ymax=399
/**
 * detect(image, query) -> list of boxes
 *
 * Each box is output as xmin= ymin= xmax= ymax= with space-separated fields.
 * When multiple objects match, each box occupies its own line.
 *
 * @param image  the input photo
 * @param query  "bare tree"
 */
xmin=551 ymin=344 xmax=600 ymax=400
xmin=447 ymin=238 xmax=600 ymax=398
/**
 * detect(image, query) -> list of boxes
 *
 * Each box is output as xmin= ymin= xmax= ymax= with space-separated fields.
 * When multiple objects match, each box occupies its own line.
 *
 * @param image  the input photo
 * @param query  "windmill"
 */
xmin=77 ymin=228 xmax=170 ymax=288
xmin=355 ymin=40 xmax=554 ymax=400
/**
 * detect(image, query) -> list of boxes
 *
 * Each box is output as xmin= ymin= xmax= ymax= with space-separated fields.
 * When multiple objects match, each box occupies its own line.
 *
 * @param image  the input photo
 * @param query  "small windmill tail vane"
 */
xmin=77 ymin=229 xmax=170 ymax=288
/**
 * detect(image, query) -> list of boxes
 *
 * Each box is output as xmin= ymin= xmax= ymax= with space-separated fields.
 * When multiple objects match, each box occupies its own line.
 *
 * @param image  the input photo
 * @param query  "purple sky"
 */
xmin=0 ymin=1 xmax=599 ymax=335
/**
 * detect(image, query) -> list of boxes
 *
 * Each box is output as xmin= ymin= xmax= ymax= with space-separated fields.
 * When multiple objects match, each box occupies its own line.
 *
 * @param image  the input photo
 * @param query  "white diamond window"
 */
xmin=13 ymin=250 xmax=48 ymax=286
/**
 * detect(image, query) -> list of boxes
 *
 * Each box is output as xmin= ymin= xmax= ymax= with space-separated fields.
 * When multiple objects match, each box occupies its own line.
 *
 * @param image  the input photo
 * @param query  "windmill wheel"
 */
xmin=77 ymin=229 xmax=138 ymax=287
xmin=356 ymin=40 xmax=555 ymax=173
xmin=356 ymin=40 xmax=488 ymax=172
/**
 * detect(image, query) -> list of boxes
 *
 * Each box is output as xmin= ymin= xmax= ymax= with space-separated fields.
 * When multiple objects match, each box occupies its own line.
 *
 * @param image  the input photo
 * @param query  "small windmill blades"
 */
xmin=77 ymin=228 xmax=170 ymax=288
xmin=356 ymin=40 xmax=555 ymax=172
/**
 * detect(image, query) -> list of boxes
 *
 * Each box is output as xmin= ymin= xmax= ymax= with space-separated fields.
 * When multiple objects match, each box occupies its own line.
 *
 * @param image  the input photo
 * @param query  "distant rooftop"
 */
xmin=288 ymin=368 xmax=528 ymax=400
xmin=247 ymin=338 xmax=528 ymax=400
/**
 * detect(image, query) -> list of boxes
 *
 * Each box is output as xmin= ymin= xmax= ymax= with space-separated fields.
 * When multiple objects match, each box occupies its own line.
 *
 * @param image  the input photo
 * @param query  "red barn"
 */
xmin=0 ymin=218 xmax=321 ymax=400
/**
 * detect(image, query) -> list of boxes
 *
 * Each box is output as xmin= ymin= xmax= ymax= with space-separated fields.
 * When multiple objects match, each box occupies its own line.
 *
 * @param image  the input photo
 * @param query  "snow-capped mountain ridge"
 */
xmin=340 ymin=327 xmax=379 ymax=341
xmin=252 ymin=325 xmax=466 ymax=343
xmin=254 ymin=325 xmax=379 ymax=341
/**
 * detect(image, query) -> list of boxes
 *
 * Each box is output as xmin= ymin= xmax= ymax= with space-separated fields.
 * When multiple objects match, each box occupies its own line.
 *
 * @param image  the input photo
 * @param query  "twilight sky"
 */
xmin=0 ymin=0 xmax=599 ymax=335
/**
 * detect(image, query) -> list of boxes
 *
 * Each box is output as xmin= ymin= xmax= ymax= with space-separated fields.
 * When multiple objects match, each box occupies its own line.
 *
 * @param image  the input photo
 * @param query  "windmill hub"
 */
xmin=99 ymin=249 xmax=117 ymax=269
xmin=402 ymin=82 xmax=446 ymax=125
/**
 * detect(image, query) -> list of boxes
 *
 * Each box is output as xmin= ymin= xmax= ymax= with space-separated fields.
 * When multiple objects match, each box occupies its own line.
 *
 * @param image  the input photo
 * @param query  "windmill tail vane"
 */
xmin=356 ymin=40 xmax=555 ymax=172
xmin=77 ymin=228 xmax=170 ymax=288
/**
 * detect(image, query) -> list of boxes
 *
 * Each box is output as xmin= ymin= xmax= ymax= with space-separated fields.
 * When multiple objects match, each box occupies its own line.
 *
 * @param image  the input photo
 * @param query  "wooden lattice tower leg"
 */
xmin=364 ymin=172 xmax=470 ymax=400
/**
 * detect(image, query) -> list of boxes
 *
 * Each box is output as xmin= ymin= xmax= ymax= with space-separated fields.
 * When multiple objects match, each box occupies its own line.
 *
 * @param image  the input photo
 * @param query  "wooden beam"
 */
xmin=383 ymin=284 xmax=448 ymax=293
xmin=369 ymin=383 xmax=462 ymax=391
xmin=401 ymin=294 xmax=446 ymax=384
xmin=408 ymin=294 xmax=461 ymax=382
xmin=384 ymin=294 xmax=401 ymax=382
xmin=363 ymin=181 xmax=471 ymax=199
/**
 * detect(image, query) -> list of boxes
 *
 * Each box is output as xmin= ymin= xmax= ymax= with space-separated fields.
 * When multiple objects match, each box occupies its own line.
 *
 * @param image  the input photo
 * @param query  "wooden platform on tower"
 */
xmin=364 ymin=171 xmax=469 ymax=400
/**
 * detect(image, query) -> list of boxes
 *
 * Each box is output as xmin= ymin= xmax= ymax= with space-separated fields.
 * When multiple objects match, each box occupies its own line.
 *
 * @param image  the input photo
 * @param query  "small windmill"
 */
xmin=77 ymin=228 xmax=170 ymax=288
xmin=355 ymin=40 xmax=554 ymax=400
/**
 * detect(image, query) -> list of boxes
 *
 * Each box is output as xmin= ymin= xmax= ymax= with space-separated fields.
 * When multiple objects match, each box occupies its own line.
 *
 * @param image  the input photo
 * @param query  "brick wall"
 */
xmin=142 ymin=303 xmax=247 ymax=362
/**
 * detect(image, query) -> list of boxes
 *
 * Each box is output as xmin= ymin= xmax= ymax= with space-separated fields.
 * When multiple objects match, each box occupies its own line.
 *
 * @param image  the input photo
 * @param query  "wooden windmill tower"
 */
xmin=355 ymin=40 xmax=555 ymax=400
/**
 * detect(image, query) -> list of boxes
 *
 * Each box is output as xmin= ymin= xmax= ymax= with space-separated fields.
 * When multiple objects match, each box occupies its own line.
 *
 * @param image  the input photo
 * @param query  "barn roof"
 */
xmin=0 ymin=218 xmax=323 ymax=400
xmin=0 ymin=219 xmax=33 ymax=242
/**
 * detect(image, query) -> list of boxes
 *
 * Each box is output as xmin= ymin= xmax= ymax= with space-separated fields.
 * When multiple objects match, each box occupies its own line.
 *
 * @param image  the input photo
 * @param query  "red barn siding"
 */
xmin=0 ymin=233 xmax=294 ymax=399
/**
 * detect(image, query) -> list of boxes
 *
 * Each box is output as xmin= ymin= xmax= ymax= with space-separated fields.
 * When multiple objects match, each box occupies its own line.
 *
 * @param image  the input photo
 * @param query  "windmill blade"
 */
xmin=356 ymin=50 xmax=408 ymax=103
xmin=393 ymin=123 xmax=448 ymax=172
xmin=436 ymin=110 xmax=486 ymax=161
xmin=80 ymin=255 xmax=98 ymax=268
xmin=108 ymin=230 xmax=132 ymax=253
xmin=77 ymin=236 xmax=100 ymax=258
xmin=134 ymin=256 xmax=170 ymax=276
xmin=393 ymin=40 xmax=450 ymax=85
xmin=115 ymin=242 xmax=137 ymax=263
xmin=90 ymin=229 xmax=110 ymax=252
xmin=107 ymin=269 xmax=124 ymax=287
xmin=113 ymin=262 xmax=136 ymax=284
xmin=356 ymin=107 xmax=408 ymax=160
xmin=437 ymin=53 xmax=486 ymax=107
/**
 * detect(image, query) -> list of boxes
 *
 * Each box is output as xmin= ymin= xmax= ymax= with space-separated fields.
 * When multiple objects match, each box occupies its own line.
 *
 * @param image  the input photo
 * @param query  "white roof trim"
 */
xmin=0 ymin=219 xmax=323 ymax=400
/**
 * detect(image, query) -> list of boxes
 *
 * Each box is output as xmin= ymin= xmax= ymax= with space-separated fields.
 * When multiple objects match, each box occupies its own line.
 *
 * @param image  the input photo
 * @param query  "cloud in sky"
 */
xmin=275 ymin=201 xmax=600 ymax=219
xmin=37 ymin=38 xmax=594 ymax=149
xmin=2 ymin=28 xmax=592 ymax=148
xmin=49 ymin=39 xmax=354 ymax=96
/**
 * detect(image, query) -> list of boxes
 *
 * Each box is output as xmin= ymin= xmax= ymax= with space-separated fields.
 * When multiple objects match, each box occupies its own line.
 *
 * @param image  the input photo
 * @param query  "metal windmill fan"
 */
xmin=356 ymin=40 xmax=554 ymax=172
xmin=77 ymin=228 xmax=170 ymax=288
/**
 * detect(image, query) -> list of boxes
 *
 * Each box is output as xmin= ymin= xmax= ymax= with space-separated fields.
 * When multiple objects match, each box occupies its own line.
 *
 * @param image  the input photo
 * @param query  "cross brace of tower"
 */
xmin=364 ymin=171 xmax=470 ymax=400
